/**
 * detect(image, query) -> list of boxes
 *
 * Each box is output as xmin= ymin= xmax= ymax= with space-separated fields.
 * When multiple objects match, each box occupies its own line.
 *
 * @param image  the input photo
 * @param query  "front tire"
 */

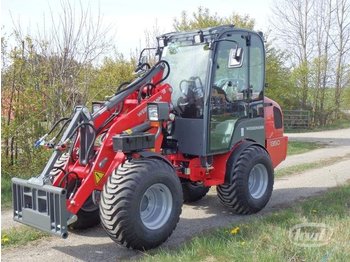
xmin=100 ymin=158 xmax=183 ymax=250
xmin=50 ymin=154 xmax=100 ymax=230
xmin=69 ymin=195 xmax=100 ymax=230
xmin=217 ymin=145 xmax=274 ymax=214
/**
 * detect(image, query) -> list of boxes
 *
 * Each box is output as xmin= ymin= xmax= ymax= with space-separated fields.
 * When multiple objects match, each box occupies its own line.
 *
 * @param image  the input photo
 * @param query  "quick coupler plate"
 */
xmin=12 ymin=177 xmax=69 ymax=238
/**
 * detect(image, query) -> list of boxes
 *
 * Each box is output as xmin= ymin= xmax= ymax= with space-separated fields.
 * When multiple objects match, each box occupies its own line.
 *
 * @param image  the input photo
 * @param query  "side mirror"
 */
xmin=235 ymin=47 xmax=243 ymax=60
xmin=139 ymin=55 xmax=149 ymax=65
xmin=136 ymin=47 xmax=158 ymax=72
xmin=135 ymin=50 xmax=152 ymax=74
xmin=228 ymin=47 xmax=244 ymax=68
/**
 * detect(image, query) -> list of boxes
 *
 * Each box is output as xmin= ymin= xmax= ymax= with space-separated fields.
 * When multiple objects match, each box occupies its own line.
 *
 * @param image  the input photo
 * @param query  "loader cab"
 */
xmin=159 ymin=25 xmax=266 ymax=156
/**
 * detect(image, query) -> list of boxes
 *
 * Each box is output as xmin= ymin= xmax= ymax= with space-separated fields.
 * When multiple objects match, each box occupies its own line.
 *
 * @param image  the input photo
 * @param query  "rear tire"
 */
xmin=181 ymin=179 xmax=210 ymax=203
xmin=100 ymin=158 xmax=183 ymax=250
xmin=217 ymin=145 xmax=274 ymax=214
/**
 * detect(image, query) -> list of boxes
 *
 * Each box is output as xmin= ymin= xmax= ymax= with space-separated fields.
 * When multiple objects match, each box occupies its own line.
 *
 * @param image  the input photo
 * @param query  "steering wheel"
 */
xmin=176 ymin=77 xmax=204 ymax=117
xmin=214 ymin=78 xmax=246 ymax=102
xmin=211 ymin=83 xmax=247 ymax=117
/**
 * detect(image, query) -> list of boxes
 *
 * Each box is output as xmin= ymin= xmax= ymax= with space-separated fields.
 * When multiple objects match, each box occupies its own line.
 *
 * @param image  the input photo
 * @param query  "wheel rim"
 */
xmin=248 ymin=163 xmax=268 ymax=199
xmin=140 ymin=183 xmax=173 ymax=230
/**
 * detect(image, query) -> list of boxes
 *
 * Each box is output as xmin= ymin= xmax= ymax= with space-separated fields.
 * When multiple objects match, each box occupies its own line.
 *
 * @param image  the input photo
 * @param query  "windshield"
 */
xmin=161 ymin=43 xmax=210 ymax=118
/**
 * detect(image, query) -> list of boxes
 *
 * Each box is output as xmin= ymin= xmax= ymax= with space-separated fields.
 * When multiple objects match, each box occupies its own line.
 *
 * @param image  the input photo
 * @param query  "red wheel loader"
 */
xmin=12 ymin=25 xmax=288 ymax=250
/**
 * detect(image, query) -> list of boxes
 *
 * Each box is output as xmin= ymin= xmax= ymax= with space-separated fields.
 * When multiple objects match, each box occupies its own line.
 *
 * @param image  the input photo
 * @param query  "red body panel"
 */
xmin=264 ymin=97 xmax=288 ymax=168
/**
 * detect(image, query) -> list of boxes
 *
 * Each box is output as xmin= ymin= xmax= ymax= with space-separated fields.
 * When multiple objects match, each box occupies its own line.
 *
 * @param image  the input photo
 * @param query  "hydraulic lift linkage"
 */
xmin=12 ymin=62 xmax=166 ymax=238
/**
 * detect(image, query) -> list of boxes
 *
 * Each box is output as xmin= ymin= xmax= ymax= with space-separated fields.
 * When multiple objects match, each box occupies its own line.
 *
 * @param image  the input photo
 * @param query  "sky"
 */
xmin=1 ymin=0 xmax=274 ymax=57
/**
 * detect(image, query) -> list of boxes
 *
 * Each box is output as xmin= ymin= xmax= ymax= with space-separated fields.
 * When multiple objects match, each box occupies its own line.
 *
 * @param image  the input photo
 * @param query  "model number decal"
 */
xmin=270 ymin=139 xmax=281 ymax=147
xmin=137 ymin=107 xmax=147 ymax=117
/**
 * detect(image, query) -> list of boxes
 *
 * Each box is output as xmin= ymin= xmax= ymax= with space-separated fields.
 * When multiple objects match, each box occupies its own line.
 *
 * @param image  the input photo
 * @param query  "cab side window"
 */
xmin=209 ymin=34 xmax=248 ymax=152
xmin=249 ymin=34 xmax=264 ymax=101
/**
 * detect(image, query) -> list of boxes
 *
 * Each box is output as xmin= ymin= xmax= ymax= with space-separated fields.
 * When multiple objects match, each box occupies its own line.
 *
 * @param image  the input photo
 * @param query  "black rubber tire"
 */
xmin=217 ymin=145 xmax=274 ymax=214
xmin=181 ymin=179 xmax=210 ymax=203
xmin=99 ymin=158 xmax=183 ymax=250
xmin=69 ymin=196 xmax=100 ymax=230
xmin=49 ymin=153 xmax=69 ymax=177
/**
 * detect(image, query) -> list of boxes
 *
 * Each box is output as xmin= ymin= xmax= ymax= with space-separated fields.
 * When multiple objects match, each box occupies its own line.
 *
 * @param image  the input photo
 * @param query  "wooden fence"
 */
xmin=283 ymin=110 xmax=311 ymax=129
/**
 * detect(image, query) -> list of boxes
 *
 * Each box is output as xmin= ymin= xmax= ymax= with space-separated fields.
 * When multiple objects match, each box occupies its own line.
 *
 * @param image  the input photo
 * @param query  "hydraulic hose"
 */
xmin=95 ymin=60 xmax=171 ymax=132
xmin=106 ymin=60 xmax=171 ymax=110
xmin=47 ymin=118 xmax=70 ymax=136
xmin=64 ymin=122 xmax=97 ymax=164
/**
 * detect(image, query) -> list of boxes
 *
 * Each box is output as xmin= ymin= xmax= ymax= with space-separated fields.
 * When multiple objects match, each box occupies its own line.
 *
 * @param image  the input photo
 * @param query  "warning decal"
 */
xmin=94 ymin=171 xmax=105 ymax=184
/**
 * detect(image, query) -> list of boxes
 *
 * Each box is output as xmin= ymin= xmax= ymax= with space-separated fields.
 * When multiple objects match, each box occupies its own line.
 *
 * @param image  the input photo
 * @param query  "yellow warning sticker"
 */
xmin=94 ymin=171 xmax=105 ymax=184
xmin=124 ymin=129 xmax=132 ymax=134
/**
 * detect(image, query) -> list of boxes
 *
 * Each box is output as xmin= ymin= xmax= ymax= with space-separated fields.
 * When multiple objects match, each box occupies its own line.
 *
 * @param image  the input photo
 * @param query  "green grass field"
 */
xmin=287 ymin=141 xmax=324 ymax=156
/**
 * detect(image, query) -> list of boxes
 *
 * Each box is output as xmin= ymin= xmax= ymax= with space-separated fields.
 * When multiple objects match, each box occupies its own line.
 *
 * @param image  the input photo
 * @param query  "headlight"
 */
xmin=147 ymin=102 xmax=169 ymax=121
xmin=147 ymin=104 xmax=159 ymax=121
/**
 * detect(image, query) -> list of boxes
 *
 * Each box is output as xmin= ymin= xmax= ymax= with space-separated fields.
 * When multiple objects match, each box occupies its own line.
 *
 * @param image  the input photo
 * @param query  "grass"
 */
xmin=287 ymin=141 xmax=324 ymax=156
xmin=1 ymin=149 xmax=51 ymax=208
xmin=275 ymin=154 xmax=350 ymax=177
xmin=1 ymin=173 xmax=34 ymax=208
xmin=1 ymin=161 xmax=47 ymax=208
xmin=2 ymin=174 xmax=32 ymax=208
xmin=1 ymin=226 xmax=50 ymax=249
xmin=140 ymin=184 xmax=350 ymax=262
xmin=1 ymin=175 xmax=13 ymax=208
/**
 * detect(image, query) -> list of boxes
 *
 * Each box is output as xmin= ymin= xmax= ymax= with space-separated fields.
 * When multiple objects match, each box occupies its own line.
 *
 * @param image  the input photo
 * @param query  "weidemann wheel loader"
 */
xmin=12 ymin=25 xmax=288 ymax=250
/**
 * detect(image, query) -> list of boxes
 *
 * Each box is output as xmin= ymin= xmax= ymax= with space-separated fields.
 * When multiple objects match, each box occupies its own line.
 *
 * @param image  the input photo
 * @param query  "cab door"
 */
xmin=208 ymin=31 xmax=265 ymax=153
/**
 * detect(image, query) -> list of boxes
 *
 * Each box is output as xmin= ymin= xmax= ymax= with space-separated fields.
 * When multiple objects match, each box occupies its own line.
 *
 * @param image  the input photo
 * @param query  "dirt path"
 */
xmin=287 ymin=127 xmax=350 ymax=146
xmin=2 ymin=129 xmax=350 ymax=261
xmin=276 ymin=145 xmax=350 ymax=169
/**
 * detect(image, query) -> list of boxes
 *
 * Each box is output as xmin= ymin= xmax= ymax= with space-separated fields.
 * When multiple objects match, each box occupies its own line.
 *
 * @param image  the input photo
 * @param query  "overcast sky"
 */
xmin=1 ymin=0 xmax=274 ymax=56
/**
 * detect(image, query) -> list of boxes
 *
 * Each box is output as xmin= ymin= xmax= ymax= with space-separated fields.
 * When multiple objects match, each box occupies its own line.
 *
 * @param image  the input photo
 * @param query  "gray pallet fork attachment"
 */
xmin=12 ymin=177 xmax=69 ymax=238
xmin=10 ymin=106 xmax=90 ymax=238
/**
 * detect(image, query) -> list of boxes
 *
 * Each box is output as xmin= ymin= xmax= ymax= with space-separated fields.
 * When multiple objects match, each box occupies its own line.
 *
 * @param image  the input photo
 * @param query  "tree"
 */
xmin=271 ymin=0 xmax=314 ymax=109
xmin=88 ymin=54 xmax=134 ymax=102
xmin=312 ymin=0 xmax=333 ymax=125
xmin=265 ymin=43 xmax=297 ymax=109
xmin=1 ymin=0 xmax=113 ymax=173
xmin=173 ymin=6 xmax=255 ymax=31
xmin=9 ymin=0 xmax=113 ymax=119
xmin=333 ymin=0 xmax=350 ymax=118
xmin=270 ymin=0 xmax=350 ymax=125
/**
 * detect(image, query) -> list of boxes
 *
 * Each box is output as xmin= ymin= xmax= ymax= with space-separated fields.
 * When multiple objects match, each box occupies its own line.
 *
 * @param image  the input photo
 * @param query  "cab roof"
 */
xmin=159 ymin=25 xmax=262 ymax=44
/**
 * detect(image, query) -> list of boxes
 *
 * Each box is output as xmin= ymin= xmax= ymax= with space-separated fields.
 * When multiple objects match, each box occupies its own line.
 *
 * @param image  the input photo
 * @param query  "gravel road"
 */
xmin=2 ymin=128 xmax=350 ymax=261
xmin=287 ymin=128 xmax=350 ymax=146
